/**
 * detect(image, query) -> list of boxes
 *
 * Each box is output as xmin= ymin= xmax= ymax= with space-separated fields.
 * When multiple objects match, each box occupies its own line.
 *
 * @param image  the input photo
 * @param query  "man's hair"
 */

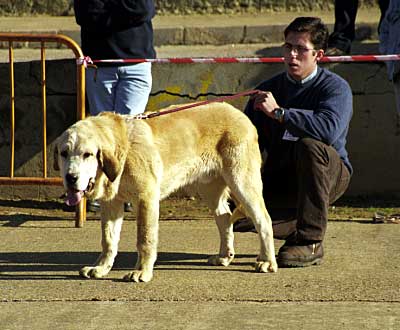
xmin=284 ymin=17 xmax=329 ymax=51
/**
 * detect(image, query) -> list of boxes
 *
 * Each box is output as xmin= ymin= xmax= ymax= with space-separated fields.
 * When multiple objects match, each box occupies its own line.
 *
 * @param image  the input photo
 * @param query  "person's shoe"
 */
xmin=325 ymin=47 xmax=348 ymax=56
xmin=277 ymin=238 xmax=324 ymax=268
xmin=124 ymin=202 xmax=133 ymax=212
xmin=232 ymin=218 xmax=257 ymax=233
xmin=233 ymin=217 xmax=297 ymax=240
xmin=87 ymin=201 xmax=133 ymax=212
xmin=87 ymin=200 xmax=100 ymax=212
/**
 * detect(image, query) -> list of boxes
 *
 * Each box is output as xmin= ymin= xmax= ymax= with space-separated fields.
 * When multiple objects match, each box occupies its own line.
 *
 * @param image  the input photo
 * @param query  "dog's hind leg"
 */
xmin=192 ymin=179 xmax=235 ymax=267
xmin=224 ymin=162 xmax=278 ymax=273
xmin=80 ymin=200 xmax=124 ymax=279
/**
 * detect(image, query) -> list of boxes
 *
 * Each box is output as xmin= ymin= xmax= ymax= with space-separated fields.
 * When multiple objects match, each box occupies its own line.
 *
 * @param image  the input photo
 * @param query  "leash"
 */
xmin=133 ymin=89 xmax=260 ymax=119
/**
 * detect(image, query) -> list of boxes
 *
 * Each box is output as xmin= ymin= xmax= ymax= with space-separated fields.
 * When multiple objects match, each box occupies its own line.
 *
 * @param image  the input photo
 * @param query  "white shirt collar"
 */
xmin=286 ymin=66 xmax=318 ymax=85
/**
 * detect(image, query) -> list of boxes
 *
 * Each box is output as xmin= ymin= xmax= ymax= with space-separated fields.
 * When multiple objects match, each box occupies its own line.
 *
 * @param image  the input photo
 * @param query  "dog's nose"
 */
xmin=66 ymin=173 xmax=78 ymax=185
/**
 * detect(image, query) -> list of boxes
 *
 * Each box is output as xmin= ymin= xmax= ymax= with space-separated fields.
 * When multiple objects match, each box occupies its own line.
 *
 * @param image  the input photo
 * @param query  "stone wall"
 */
xmin=1 ymin=55 xmax=400 ymax=200
xmin=0 ymin=0 xmax=377 ymax=16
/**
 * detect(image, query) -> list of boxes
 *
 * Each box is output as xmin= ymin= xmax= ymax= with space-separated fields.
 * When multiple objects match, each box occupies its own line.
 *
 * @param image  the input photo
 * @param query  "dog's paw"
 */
xmin=254 ymin=260 xmax=278 ymax=273
xmin=122 ymin=270 xmax=153 ymax=283
xmin=79 ymin=266 xmax=110 ymax=279
xmin=207 ymin=254 xmax=234 ymax=267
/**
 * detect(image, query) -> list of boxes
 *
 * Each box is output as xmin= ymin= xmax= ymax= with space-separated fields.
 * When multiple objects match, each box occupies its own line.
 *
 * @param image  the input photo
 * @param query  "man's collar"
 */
xmin=286 ymin=66 xmax=318 ymax=85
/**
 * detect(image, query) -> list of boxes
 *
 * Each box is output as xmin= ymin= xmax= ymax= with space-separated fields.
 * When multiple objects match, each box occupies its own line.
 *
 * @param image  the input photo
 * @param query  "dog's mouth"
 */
xmin=64 ymin=178 xmax=95 ymax=206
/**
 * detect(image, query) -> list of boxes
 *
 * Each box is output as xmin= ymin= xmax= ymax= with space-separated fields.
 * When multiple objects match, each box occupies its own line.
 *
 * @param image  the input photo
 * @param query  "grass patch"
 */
xmin=330 ymin=195 xmax=400 ymax=220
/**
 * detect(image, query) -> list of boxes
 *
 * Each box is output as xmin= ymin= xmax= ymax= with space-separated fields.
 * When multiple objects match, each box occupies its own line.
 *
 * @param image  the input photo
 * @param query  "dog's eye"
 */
xmin=60 ymin=150 xmax=68 ymax=158
xmin=83 ymin=152 xmax=93 ymax=159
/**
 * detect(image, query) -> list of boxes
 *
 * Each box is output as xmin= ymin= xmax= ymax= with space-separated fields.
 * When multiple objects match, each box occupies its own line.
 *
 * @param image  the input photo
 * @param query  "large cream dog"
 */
xmin=54 ymin=102 xmax=277 ymax=282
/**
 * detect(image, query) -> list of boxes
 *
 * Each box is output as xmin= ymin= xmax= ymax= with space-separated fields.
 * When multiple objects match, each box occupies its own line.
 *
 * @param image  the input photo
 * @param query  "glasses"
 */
xmin=282 ymin=43 xmax=315 ymax=55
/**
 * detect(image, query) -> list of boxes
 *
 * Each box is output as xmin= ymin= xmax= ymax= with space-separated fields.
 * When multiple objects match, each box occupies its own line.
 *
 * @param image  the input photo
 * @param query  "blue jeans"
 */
xmin=85 ymin=62 xmax=152 ymax=116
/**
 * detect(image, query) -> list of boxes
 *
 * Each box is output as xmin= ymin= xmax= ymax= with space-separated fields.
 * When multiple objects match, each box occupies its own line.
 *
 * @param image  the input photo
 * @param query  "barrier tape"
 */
xmin=76 ymin=56 xmax=94 ymax=67
xmin=76 ymin=54 xmax=400 ymax=65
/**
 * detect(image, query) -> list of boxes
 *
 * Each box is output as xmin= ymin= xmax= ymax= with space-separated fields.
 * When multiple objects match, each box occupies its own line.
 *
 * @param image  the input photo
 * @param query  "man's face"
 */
xmin=282 ymin=31 xmax=324 ymax=81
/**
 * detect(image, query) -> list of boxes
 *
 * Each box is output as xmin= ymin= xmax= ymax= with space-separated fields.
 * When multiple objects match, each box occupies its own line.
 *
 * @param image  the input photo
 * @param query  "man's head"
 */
xmin=282 ymin=17 xmax=329 ymax=81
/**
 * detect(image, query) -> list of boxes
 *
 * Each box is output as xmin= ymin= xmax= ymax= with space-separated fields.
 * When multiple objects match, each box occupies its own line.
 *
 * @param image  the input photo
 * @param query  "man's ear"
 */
xmin=316 ymin=49 xmax=325 ymax=62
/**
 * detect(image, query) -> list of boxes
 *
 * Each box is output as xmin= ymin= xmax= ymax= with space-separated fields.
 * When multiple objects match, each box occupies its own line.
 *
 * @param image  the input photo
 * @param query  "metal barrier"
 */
xmin=0 ymin=33 xmax=87 ymax=227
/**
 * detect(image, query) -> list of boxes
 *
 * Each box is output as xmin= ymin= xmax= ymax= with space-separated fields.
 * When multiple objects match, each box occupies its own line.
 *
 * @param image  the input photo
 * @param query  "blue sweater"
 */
xmin=245 ymin=67 xmax=353 ymax=174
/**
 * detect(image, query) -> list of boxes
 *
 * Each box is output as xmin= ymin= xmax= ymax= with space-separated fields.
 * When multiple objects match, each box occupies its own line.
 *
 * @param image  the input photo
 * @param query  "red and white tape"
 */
xmin=81 ymin=54 xmax=400 ymax=65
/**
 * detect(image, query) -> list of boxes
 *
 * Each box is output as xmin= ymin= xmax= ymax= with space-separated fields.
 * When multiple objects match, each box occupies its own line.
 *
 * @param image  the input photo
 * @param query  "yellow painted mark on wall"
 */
xmin=146 ymin=70 xmax=215 ymax=111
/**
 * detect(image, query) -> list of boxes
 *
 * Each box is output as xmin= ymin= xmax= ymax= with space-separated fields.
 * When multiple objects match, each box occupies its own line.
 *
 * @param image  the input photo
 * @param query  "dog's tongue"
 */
xmin=65 ymin=190 xmax=83 ymax=206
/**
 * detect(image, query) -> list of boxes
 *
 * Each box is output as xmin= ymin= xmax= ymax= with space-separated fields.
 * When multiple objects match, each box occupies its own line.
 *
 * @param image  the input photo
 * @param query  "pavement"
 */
xmin=1 ymin=8 xmax=400 ymax=330
xmin=0 ymin=7 xmax=382 ymax=62
xmin=0 ymin=8 xmax=382 ymax=45
xmin=1 ymin=197 xmax=400 ymax=329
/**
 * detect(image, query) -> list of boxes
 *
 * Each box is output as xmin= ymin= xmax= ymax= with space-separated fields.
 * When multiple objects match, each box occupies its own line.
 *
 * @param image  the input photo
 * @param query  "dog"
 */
xmin=54 ymin=102 xmax=277 ymax=282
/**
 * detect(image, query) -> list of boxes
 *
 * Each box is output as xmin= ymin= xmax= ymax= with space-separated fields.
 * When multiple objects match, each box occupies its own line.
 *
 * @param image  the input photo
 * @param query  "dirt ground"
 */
xmin=1 ymin=196 xmax=399 ymax=330
xmin=1 ymin=195 xmax=400 ymax=227
xmin=0 ymin=197 xmax=213 ymax=226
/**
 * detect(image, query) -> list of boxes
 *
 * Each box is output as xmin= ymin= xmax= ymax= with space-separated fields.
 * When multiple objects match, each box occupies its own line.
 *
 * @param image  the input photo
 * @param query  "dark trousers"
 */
xmin=328 ymin=0 xmax=389 ymax=53
xmin=262 ymin=138 xmax=351 ymax=242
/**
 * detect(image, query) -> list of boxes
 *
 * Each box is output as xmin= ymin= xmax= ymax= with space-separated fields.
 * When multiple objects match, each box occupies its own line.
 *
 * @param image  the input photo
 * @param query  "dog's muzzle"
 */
xmin=64 ymin=177 xmax=95 ymax=206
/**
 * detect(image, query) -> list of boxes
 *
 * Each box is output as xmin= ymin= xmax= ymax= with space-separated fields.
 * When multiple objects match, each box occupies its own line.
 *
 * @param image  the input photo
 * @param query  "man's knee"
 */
xmin=295 ymin=138 xmax=329 ymax=168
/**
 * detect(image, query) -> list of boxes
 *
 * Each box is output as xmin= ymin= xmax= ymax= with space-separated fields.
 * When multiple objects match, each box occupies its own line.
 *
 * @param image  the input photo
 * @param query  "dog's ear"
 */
xmin=96 ymin=113 xmax=129 ymax=182
xmin=97 ymin=147 xmax=125 ymax=182
xmin=53 ymin=145 xmax=60 ymax=171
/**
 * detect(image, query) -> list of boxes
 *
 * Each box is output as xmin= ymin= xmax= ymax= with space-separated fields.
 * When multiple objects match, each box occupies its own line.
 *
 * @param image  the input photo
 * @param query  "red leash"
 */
xmin=135 ymin=89 xmax=260 ymax=119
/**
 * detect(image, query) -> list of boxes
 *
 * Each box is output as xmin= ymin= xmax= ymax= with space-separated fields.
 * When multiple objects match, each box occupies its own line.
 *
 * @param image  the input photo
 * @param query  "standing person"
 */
xmin=234 ymin=17 xmax=353 ymax=268
xmin=379 ymin=0 xmax=400 ymax=114
xmin=74 ymin=0 xmax=156 ymax=211
xmin=326 ymin=0 xmax=389 ymax=55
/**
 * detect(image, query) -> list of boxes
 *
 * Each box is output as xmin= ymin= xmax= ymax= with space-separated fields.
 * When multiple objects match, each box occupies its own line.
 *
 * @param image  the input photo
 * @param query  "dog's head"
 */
xmin=54 ymin=113 xmax=128 ymax=206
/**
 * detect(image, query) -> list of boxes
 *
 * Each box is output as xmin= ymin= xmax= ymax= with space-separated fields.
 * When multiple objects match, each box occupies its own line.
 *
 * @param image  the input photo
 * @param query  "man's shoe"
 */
xmin=233 ymin=217 xmax=297 ymax=240
xmin=87 ymin=200 xmax=100 ymax=212
xmin=232 ymin=218 xmax=257 ymax=233
xmin=124 ymin=202 xmax=133 ymax=212
xmin=325 ymin=47 xmax=348 ymax=56
xmin=277 ymin=240 xmax=324 ymax=268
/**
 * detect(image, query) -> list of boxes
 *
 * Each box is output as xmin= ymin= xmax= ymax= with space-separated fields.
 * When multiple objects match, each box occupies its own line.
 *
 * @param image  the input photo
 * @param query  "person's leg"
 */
xmin=327 ymin=0 xmax=359 ymax=54
xmin=85 ymin=66 xmax=120 ymax=211
xmin=277 ymin=138 xmax=351 ymax=267
xmin=393 ymin=74 xmax=400 ymax=115
xmin=233 ymin=143 xmax=298 ymax=239
xmin=295 ymin=138 xmax=351 ymax=241
xmin=85 ymin=66 xmax=118 ymax=116
xmin=114 ymin=63 xmax=152 ymax=115
xmin=378 ymin=0 xmax=390 ymax=33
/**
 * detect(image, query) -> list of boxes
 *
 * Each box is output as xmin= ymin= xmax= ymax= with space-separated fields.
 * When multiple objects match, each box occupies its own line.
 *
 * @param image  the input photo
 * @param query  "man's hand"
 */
xmin=252 ymin=91 xmax=279 ymax=119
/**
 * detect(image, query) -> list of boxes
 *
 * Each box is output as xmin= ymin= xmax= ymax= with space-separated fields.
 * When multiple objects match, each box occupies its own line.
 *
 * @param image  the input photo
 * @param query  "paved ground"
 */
xmin=1 ymin=8 xmax=399 ymax=330
xmin=0 ymin=198 xmax=399 ymax=329
xmin=0 ymin=8 xmax=381 ymax=33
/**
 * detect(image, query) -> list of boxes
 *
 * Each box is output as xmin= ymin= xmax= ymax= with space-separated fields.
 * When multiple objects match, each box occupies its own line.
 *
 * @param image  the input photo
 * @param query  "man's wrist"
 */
xmin=273 ymin=107 xmax=285 ymax=123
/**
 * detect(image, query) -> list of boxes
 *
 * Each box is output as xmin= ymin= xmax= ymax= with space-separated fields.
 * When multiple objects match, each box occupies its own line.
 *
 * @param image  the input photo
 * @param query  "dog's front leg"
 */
xmin=123 ymin=194 xmax=159 ymax=283
xmin=80 ymin=200 xmax=124 ymax=279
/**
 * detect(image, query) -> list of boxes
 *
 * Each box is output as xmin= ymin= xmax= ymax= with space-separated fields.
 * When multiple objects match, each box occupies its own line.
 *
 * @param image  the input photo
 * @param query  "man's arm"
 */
xmin=284 ymin=81 xmax=353 ymax=145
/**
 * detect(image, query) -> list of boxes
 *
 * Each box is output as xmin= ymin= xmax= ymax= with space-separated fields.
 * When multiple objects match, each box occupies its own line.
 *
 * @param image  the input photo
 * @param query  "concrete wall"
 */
xmin=1 ymin=52 xmax=399 ymax=200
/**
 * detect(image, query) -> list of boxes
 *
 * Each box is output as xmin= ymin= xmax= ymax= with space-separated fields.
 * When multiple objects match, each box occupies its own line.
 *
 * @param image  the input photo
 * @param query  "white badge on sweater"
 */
xmin=282 ymin=130 xmax=299 ymax=141
xmin=282 ymin=109 xmax=314 ymax=141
